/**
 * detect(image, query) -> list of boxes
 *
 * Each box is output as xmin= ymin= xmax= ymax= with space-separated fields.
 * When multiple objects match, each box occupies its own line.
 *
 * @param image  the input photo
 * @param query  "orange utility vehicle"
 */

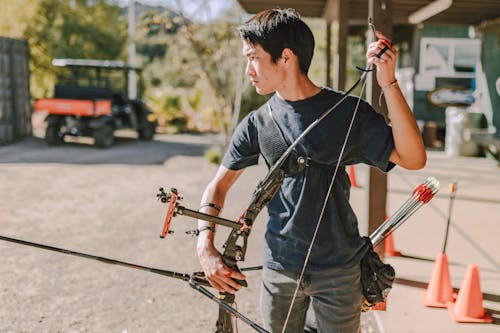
xmin=34 ymin=59 xmax=156 ymax=147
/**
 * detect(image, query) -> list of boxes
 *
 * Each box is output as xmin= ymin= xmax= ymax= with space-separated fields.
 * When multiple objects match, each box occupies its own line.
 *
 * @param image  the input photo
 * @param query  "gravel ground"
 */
xmin=0 ymin=132 xmax=270 ymax=333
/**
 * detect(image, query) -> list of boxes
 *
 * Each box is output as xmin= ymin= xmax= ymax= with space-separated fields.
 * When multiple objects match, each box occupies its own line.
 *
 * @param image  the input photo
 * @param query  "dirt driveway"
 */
xmin=3 ymin=130 xmax=499 ymax=333
xmin=0 ymin=132 xmax=269 ymax=333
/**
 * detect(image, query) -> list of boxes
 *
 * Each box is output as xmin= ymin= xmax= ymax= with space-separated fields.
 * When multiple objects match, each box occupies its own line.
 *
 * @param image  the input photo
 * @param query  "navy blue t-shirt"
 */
xmin=222 ymin=87 xmax=395 ymax=273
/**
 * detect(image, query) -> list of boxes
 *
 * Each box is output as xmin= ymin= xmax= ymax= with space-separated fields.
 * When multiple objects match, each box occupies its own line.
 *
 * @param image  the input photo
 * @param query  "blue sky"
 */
xmin=118 ymin=0 xmax=235 ymax=22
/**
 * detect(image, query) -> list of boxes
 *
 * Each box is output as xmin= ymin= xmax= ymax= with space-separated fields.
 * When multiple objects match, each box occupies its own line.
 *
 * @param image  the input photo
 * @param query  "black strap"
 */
xmin=254 ymin=103 xmax=336 ymax=175
xmin=266 ymin=104 xmax=293 ymax=151
xmin=254 ymin=103 xmax=290 ymax=168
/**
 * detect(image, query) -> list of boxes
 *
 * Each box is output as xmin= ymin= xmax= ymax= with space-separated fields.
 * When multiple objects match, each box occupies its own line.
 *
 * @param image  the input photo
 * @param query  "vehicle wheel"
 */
xmin=45 ymin=124 xmax=64 ymax=145
xmin=93 ymin=124 xmax=114 ymax=148
xmin=138 ymin=122 xmax=155 ymax=140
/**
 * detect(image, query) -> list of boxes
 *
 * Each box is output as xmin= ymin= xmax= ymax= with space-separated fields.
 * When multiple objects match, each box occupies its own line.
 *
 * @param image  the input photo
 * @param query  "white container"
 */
xmin=445 ymin=106 xmax=487 ymax=157
xmin=445 ymin=106 xmax=466 ymax=156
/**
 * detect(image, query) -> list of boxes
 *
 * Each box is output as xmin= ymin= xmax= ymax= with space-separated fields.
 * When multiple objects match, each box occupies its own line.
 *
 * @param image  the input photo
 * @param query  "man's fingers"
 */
xmin=226 ymin=269 xmax=246 ymax=281
xmin=368 ymin=44 xmax=390 ymax=55
xmin=207 ymin=268 xmax=247 ymax=294
xmin=224 ymin=269 xmax=234 ymax=278
xmin=375 ymin=44 xmax=390 ymax=58
xmin=221 ymin=269 xmax=247 ymax=291
xmin=222 ymin=277 xmax=244 ymax=292
xmin=207 ymin=275 xmax=239 ymax=294
xmin=375 ymin=31 xmax=390 ymax=43
xmin=207 ymin=277 xmax=225 ymax=292
xmin=367 ymin=44 xmax=395 ymax=63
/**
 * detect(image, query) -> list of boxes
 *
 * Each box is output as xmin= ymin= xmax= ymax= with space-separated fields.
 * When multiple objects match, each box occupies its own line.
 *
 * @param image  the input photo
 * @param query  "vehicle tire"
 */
xmin=45 ymin=123 xmax=64 ymax=145
xmin=138 ymin=122 xmax=155 ymax=140
xmin=93 ymin=124 xmax=114 ymax=148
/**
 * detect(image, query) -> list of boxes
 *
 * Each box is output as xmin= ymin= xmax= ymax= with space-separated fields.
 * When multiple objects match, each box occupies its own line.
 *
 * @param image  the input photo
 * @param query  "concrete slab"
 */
xmin=356 ymin=151 xmax=500 ymax=332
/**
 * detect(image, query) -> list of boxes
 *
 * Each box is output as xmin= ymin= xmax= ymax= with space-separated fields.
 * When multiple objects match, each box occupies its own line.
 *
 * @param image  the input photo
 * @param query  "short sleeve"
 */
xmin=355 ymin=102 xmax=395 ymax=172
xmin=221 ymin=112 xmax=261 ymax=170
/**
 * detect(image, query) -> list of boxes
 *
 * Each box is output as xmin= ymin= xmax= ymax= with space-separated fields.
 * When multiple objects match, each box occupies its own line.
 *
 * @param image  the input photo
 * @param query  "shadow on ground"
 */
xmin=0 ymin=133 xmax=223 ymax=165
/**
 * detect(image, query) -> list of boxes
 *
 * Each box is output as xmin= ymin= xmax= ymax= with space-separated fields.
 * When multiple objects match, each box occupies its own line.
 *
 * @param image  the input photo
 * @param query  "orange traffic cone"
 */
xmin=421 ymin=253 xmax=455 ymax=307
xmin=384 ymin=233 xmax=401 ymax=257
xmin=447 ymin=264 xmax=492 ymax=323
xmin=348 ymin=165 xmax=359 ymax=188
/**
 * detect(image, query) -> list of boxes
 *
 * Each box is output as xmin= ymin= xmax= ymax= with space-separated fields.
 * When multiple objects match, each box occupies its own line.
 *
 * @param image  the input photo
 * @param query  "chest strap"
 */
xmin=254 ymin=103 xmax=336 ymax=176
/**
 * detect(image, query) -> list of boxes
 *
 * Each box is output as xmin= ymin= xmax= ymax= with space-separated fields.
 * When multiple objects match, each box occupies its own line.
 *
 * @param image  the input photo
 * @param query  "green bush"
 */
xmin=148 ymin=94 xmax=190 ymax=133
xmin=204 ymin=145 xmax=223 ymax=165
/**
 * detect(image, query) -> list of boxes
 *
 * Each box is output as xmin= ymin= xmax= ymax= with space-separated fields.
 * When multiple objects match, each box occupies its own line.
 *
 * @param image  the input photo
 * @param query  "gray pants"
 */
xmin=260 ymin=264 xmax=362 ymax=333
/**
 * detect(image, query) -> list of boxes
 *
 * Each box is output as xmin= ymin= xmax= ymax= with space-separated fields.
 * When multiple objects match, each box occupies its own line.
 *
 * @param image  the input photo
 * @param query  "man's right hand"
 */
xmin=196 ymin=240 xmax=247 ymax=294
xmin=196 ymin=165 xmax=246 ymax=293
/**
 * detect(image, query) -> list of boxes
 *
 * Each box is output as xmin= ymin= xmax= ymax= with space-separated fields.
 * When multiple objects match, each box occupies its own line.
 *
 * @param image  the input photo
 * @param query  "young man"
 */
xmin=196 ymin=8 xmax=425 ymax=333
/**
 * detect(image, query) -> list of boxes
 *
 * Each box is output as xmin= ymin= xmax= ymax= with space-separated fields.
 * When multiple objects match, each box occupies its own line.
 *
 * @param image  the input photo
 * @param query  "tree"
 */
xmin=135 ymin=2 xmax=335 ymax=140
xmin=0 ymin=0 xmax=39 ymax=39
xmin=180 ymin=8 xmax=245 ymax=137
xmin=135 ymin=1 xmax=253 ymax=140
xmin=23 ymin=0 xmax=127 ymax=98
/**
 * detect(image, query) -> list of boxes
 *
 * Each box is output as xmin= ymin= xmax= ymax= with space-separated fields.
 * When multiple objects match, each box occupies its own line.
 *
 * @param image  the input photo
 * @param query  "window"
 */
xmin=419 ymin=38 xmax=480 ymax=78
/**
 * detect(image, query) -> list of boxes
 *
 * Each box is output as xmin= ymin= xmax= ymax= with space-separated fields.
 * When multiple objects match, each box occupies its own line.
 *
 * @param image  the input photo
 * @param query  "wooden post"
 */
xmin=326 ymin=20 xmax=332 ymax=87
xmin=324 ymin=0 xmax=349 ymax=91
xmin=336 ymin=0 xmax=349 ymax=91
xmin=367 ymin=0 xmax=393 ymax=258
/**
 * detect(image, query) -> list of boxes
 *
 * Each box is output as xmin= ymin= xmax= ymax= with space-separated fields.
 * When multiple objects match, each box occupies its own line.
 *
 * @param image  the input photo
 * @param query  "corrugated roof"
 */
xmin=237 ymin=0 xmax=500 ymax=25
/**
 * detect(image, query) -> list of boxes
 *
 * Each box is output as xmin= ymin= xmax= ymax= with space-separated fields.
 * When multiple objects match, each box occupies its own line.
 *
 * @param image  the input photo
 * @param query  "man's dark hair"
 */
xmin=237 ymin=8 xmax=315 ymax=74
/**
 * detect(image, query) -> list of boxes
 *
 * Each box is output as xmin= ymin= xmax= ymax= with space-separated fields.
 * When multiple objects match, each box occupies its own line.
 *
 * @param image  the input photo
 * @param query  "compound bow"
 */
xmin=154 ymin=17 xmax=432 ymax=333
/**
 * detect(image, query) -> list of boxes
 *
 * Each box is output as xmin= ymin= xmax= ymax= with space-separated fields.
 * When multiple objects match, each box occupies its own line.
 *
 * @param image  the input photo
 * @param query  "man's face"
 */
xmin=242 ymin=41 xmax=285 ymax=95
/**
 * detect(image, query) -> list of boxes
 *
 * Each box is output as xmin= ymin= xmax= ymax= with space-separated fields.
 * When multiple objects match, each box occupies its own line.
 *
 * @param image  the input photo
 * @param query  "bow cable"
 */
xmin=280 ymin=18 xmax=380 ymax=332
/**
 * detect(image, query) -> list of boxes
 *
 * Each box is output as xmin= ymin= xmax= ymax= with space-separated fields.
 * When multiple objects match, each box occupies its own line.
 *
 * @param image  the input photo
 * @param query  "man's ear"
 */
xmin=281 ymin=48 xmax=294 ymax=64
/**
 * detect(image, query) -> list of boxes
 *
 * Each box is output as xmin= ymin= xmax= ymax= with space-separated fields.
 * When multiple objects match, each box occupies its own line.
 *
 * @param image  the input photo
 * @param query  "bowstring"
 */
xmin=279 ymin=19 xmax=378 ymax=330
xmin=279 ymin=76 xmax=369 ymax=333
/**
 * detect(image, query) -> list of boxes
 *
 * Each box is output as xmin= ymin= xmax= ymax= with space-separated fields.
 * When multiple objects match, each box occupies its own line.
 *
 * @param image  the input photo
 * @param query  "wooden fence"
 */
xmin=0 ymin=36 xmax=31 ymax=144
